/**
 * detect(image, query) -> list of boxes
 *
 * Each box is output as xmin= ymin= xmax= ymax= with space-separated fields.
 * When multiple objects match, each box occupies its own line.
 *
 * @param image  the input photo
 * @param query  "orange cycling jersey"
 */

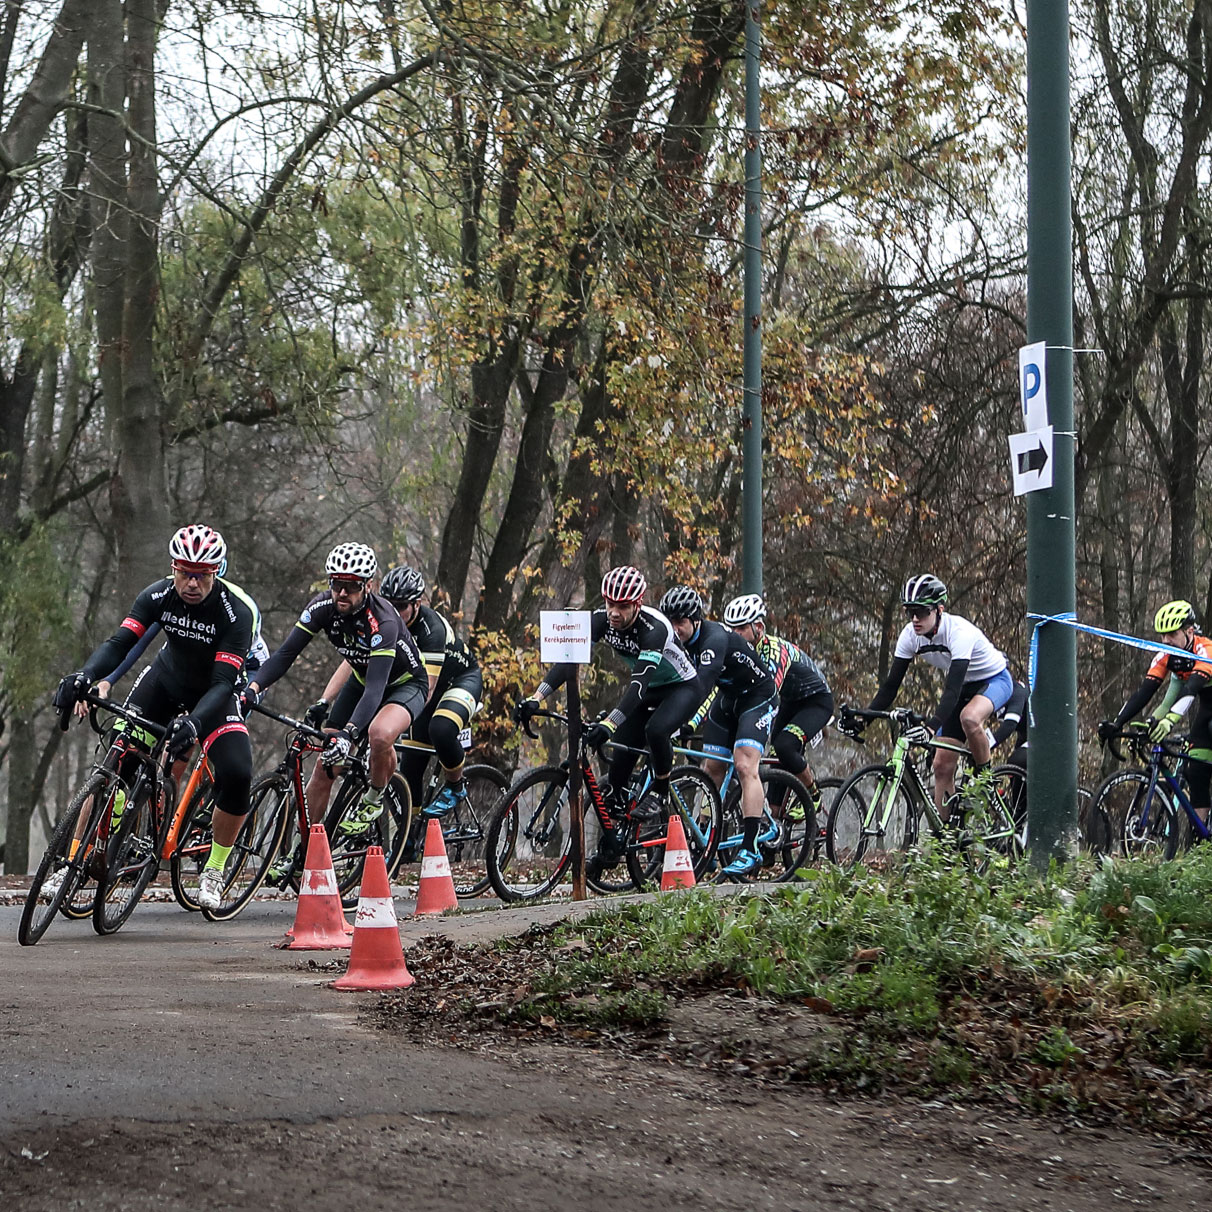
xmin=1147 ymin=632 xmax=1212 ymax=681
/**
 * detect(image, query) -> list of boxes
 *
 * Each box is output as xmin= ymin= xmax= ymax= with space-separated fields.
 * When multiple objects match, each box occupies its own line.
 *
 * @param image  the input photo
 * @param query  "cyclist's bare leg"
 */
xmin=368 ymin=703 xmax=413 ymax=789
xmin=304 ymin=764 xmax=336 ymax=822
xmin=960 ymin=695 xmax=994 ymax=767
xmin=702 ymin=756 xmax=728 ymax=792
xmin=932 ymin=746 xmax=960 ymax=818
xmin=211 ymin=806 xmax=243 ymax=847
xmin=734 ymin=744 xmax=762 ymax=817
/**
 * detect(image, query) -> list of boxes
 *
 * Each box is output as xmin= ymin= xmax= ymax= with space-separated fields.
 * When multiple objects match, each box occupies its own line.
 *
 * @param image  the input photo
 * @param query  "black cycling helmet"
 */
xmin=659 ymin=584 xmax=704 ymax=622
xmin=902 ymin=574 xmax=948 ymax=608
xmin=380 ymin=565 xmax=425 ymax=604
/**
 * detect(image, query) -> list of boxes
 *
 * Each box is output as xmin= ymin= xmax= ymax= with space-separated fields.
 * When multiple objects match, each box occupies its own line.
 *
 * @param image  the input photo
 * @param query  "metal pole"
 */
xmin=1025 ymin=0 xmax=1078 ymax=866
xmin=568 ymin=669 xmax=586 ymax=900
xmin=741 ymin=0 xmax=763 ymax=596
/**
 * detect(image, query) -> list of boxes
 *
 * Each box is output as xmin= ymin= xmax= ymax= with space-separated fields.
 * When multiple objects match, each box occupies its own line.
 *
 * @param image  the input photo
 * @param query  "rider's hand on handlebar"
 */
xmin=583 ymin=720 xmax=615 ymax=752
xmin=75 ymin=679 xmax=110 ymax=719
xmin=303 ymin=698 xmax=330 ymax=728
xmin=54 ymin=670 xmax=91 ymax=714
xmin=1096 ymin=719 xmax=1118 ymax=742
xmin=513 ymin=698 xmax=541 ymax=727
xmin=1147 ymin=712 xmax=1182 ymax=742
xmin=165 ymin=716 xmax=200 ymax=759
xmin=903 ymin=723 xmax=932 ymax=746
xmin=320 ymin=727 xmax=355 ymax=767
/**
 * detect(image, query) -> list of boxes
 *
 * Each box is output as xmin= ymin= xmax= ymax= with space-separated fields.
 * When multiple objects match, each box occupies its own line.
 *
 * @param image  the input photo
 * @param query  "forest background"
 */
xmin=0 ymin=0 xmax=1207 ymax=872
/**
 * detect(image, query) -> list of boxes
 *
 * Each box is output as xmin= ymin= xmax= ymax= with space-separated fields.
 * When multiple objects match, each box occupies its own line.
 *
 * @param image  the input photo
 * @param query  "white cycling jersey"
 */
xmin=893 ymin=612 xmax=1007 ymax=683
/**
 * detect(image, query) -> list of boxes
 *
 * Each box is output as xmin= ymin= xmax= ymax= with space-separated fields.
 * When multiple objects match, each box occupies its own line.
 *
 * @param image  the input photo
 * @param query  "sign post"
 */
xmin=540 ymin=611 xmax=593 ymax=899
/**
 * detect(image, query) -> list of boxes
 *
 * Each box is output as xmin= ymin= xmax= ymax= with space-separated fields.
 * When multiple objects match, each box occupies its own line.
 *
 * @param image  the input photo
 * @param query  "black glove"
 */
xmin=1097 ymin=719 xmax=1118 ymax=742
xmin=583 ymin=721 xmax=614 ymax=751
xmin=320 ymin=728 xmax=355 ymax=767
xmin=53 ymin=671 xmax=90 ymax=712
xmin=513 ymin=698 xmax=541 ymax=727
xmin=304 ymin=698 xmax=330 ymax=728
xmin=165 ymin=716 xmax=200 ymax=759
xmin=236 ymin=685 xmax=262 ymax=717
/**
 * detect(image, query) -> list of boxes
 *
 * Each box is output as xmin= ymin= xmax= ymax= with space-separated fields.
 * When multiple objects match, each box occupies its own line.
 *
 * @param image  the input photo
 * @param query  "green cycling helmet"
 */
xmin=1154 ymin=599 xmax=1197 ymax=634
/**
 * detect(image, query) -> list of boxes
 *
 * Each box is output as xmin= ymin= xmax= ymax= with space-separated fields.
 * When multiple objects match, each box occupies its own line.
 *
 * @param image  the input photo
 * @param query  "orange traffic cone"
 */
xmin=279 ymin=824 xmax=353 ymax=950
xmin=414 ymin=818 xmax=458 ymax=916
xmin=332 ymin=846 xmax=414 ymax=991
xmin=660 ymin=814 xmax=696 ymax=890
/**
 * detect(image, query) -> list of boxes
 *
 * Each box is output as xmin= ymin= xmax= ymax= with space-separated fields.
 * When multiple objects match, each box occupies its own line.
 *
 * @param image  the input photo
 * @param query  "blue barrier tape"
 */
xmin=1026 ymin=612 xmax=1205 ymax=726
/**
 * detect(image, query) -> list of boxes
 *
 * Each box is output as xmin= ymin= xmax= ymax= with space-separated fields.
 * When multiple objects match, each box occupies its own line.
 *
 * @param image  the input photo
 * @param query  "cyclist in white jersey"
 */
xmin=865 ymin=574 xmax=1013 ymax=818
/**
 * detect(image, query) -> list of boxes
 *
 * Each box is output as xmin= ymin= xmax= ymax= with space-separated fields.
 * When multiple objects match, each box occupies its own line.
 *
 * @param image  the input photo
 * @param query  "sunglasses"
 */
xmin=172 ymin=562 xmax=217 ymax=581
xmin=904 ymin=605 xmax=935 ymax=619
xmin=329 ymin=577 xmax=366 ymax=595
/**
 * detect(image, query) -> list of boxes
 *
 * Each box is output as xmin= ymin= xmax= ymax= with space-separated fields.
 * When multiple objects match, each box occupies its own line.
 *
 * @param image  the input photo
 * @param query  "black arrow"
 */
xmin=1017 ymin=441 xmax=1048 ymax=475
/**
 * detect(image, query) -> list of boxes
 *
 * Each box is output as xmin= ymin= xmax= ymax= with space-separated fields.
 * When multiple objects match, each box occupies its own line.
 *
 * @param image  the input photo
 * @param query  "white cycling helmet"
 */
xmin=601 ymin=565 xmax=647 ymax=603
xmin=169 ymin=524 xmax=227 ymax=570
xmin=723 ymin=593 xmax=766 ymax=627
xmin=326 ymin=542 xmax=378 ymax=581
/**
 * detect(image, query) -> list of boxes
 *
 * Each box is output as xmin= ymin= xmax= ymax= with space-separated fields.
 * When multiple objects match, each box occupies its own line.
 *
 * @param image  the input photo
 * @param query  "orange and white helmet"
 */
xmin=601 ymin=565 xmax=647 ymax=603
xmin=168 ymin=524 xmax=227 ymax=571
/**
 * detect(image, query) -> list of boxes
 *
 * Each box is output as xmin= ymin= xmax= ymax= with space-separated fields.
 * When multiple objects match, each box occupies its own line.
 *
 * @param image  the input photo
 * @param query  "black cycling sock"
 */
xmin=742 ymin=816 xmax=761 ymax=850
xmin=652 ymin=774 xmax=670 ymax=800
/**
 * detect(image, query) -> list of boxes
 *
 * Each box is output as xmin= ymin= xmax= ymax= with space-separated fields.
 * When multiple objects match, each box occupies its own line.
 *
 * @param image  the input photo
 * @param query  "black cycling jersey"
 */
xmin=682 ymin=620 xmax=776 ymax=703
xmin=537 ymin=605 xmax=698 ymax=727
xmin=753 ymin=632 xmax=830 ymax=702
xmin=81 ymin=578 xmax=254 ymax=723
xmin=256 ymin=589 xmax=425 ymax=735
xmin=407 ymin=603 xmax=478 ymax=695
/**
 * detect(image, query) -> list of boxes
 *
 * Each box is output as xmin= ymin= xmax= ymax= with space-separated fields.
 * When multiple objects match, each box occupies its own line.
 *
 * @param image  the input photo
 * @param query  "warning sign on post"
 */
xmin=540 ymin=611 xmax=593 ymax=663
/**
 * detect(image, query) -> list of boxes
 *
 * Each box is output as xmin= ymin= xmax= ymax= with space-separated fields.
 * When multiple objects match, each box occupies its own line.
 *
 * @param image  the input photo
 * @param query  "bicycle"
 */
xmin=20 ymin=691 xmax=175 ymax=944
xmin=486 ymin=710 xmax=722 ymax=901
xmin=1091 ymin=725 xmax=1212 ymax=860
xmin=391 ymin=738 xmax=508 ymax=897
xmin=826 ymin=707 xmax=1021 ymax=872
xmin=676 ymin=741 xmax=830 ymax=881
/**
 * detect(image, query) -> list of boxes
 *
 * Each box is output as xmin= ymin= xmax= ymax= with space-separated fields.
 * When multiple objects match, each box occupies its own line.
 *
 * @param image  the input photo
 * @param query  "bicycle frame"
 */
xmin=1112 ymin=730 xmax=1212 ymax=846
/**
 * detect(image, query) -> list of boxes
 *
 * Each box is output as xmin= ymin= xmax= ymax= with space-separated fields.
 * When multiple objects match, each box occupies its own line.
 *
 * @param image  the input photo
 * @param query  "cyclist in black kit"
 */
xmin=659 ymin=585 xmax=778 ymax=877
xmin=723 ymin=593 xmax=833 ymax=805
xmin=53 ymin=525 xmax=255 ymax=911
xmin=514 ymin=566 xmax=702 ymax=876
xmin=244 ymin=543 xmax=428 ymax=838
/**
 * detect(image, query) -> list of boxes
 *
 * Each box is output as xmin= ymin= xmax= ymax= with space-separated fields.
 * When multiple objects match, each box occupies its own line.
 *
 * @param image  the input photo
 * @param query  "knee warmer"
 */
xmin=772 ymin=728 xmax=807 ymax=775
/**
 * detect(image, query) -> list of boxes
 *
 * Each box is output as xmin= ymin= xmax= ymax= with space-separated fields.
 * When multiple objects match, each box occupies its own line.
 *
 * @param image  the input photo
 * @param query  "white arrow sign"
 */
xmin=1009 ymin=427 xmax=1054 ymax=495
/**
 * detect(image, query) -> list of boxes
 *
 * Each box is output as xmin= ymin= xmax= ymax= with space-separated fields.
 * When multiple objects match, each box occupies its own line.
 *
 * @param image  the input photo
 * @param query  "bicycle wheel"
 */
xmin=719 ymin=768 xmax=818 ymax=882
xmin=955 ymin=772 xmax=1023 ymax=873
xmin=1077 ymin=785 xmax=1111 ymax=855
xmin=486 ymin=766 xmax=572 ymax=901
xmin=807 ymin=776 xmax=843 ymax=864
xmin=623 ymin=765 xmax=722 ymax=890
xmin=200 ymin=772 xmax=293 ymax=921
xmin=826 ymin=764 xmax=914 ymax=869
xmin=1095 ymin=769 xmax=1180 ymax=860
xmin=409 ymin=763 xmax=508 ymax=898
xmin=19 ymin=773 xmax=109 ymax=946
xmin=168 ymin=782 xmax=216 ymax=912
xmin=325 ymin=772 xmax=411 ymax=903
xmin=92 ymin=780 xmax=161 ymax=935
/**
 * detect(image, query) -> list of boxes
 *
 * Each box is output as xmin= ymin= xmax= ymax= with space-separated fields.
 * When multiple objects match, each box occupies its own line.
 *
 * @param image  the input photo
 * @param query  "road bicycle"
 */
xmin=391 ymin=737 xmax=509 ymax=897
xmin=674 ymin=741 xmax=832 ymax=881
xmin=20 ymin=692 xmax=175 ymax=944
xmin=825 ymin=706 xmax=1021 ymax=872
xmin=1092 ymin=725 xmax=1212 ymax=860
xmin=486 ymin=710 xmax=722 ymax=901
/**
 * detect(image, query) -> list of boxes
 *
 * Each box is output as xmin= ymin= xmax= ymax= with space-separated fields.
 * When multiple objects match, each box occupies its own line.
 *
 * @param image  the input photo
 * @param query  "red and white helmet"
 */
xmin=168 ymin=524 xmax=227 ymax=571
xmin=601 ymin=565 xmax=647 ymax=603
xmin=326 ymin=542 xmax=378 ymax=581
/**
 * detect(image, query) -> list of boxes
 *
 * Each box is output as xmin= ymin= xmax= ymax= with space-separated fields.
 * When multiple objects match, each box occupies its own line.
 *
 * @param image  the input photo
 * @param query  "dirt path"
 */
xmin=2 ymin=900 xmax=1206 ymax=1210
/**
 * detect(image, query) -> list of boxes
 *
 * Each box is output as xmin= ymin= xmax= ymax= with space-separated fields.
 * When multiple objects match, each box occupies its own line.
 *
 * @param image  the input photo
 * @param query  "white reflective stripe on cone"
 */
xmin=353 ymin=897 xmax=398 ymax=928
xmin=421 ymin=854 xmax=451 ymax=879
xmin=663 ymin=850 xmax=693 ymax=872
xmin=302 ymin=868 xmax=339 ymax=896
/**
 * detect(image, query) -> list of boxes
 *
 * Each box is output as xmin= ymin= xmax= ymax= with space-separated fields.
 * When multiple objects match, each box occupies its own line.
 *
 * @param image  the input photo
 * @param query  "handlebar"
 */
xmin=73 ymin=689 xmax=167 ymax=742
xmin=836 ymin=705 xmax=924 ymax=742
xmin=522 ymin=706 xmax=569 ymax=741
xmin=1101 ymin=723 xmax=1188 ymax=764
xmin=249 ymin=700 xmax=326 ymax=740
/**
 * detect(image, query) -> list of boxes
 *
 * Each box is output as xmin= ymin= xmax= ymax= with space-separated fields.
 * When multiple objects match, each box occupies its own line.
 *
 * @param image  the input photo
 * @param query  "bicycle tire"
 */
xmin=407 ymin=763 xmax=508 ymax=898
xmin=19 ymin=773 xmax=109 ymax=946
xmin=486 ymin=766 xmax=572 ymax=901
xmin=807 ymin=776 xmax=843 ymax=864
xmin=717 ymin=767 xmax=817 ymax=882
xmin=826 ymin=764 xmax=914 ymax=869
xmin=1093 ymin=768 xmax=1180 ymax=860
xmin=955 ymin=770 xmax=1023 ymax=873
xmin=326 ymin=772 xmax=411 ymax=903
xmin=200 ymin=773 xmax=293 ymax=921
xmin=622 ymin=765 xmax=721 ymax=890
xmin=92 ymin=780 xmax=161 ymax=935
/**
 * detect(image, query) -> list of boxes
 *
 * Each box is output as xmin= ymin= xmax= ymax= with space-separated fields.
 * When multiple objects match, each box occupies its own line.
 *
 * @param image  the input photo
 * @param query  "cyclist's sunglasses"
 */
xmin=904 ymin=604 xmax=936 ymax=619
xmin=329 ymin=576 xmax=367 ymax=595
xmin=172 ymin=560 xmax=218 ymax=579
